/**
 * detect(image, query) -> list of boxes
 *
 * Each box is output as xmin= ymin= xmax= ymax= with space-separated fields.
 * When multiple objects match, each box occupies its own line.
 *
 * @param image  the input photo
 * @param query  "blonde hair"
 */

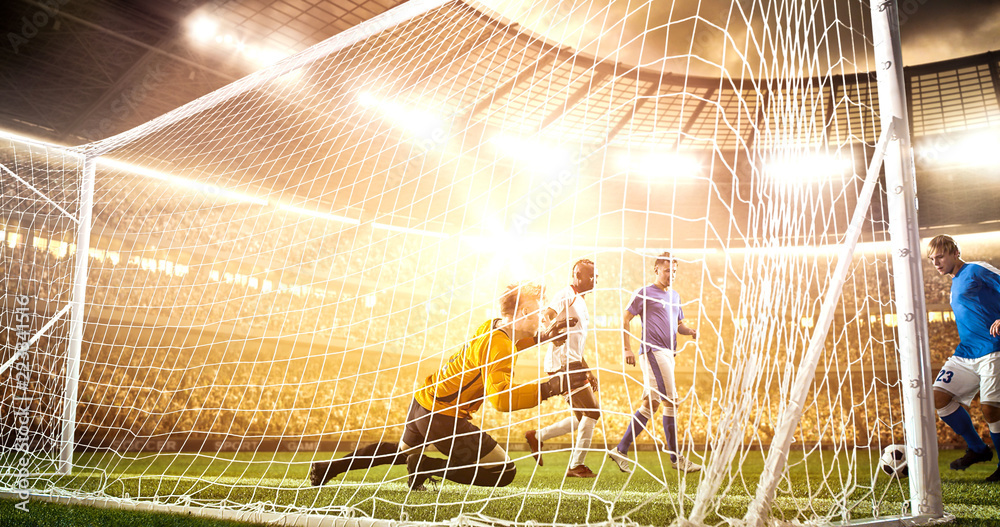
xmin=499 ymin=282 xmax=544 ymax=318
xmin=927 ymin=235 xmax=960 ymax=257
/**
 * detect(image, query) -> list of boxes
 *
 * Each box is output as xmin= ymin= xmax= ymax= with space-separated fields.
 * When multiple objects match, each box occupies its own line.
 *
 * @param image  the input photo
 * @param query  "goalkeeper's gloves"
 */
xmin=539 ymin=316 xmax=578 ymax=346
xmin=538 ymin=375 xmax=567 ymax=401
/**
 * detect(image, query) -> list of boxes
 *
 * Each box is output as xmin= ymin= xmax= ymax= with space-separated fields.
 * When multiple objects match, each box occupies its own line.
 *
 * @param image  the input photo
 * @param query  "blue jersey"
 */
xmin=951 ymin=261 xmax=1000 ymax=359
xmin=626 ymin=285 xmax=684 ymax=354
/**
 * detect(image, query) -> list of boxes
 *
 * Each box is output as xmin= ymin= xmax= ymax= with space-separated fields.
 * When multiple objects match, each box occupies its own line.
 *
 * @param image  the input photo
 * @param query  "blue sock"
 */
xmin=990 ymin=430 xmax=1000 ymax=462
xmin=941 ymin=407 xmax=989 ymax=452
xmin=617 ymin=411 xmax=649 ymax=454
xmin=663 ymin=415 xmax=677 ymax=462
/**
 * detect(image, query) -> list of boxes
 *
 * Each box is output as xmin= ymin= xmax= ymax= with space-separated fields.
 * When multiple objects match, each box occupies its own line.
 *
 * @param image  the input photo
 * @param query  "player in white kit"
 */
xmin=525 ymin=259 xmax=601 ymax=478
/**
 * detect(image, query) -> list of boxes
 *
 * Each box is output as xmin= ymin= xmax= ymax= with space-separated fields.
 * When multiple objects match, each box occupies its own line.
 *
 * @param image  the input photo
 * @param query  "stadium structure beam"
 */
xmin=459 ymin=46 xmax=559 ymax=124
xmin=824 ymin=77 xmax=840 ymax=136
xmin=744 ymin=88 xmax=769 ymax=152
xmin=988 ymin=51 xmax=1000 ymax=113
xmin=84 ymin=0 xmax=454 ymax=156
xmin=903 ymin=69 xmax=917 ymax=132
xmin=400 ymin=5 xmax=509 ymax=92
xmin=602 ymin=81 xmax=660 ymax=147
xmin=537 ymin=67 xmax=613 ymax=132
xmin=675 ymin=87 xmax=717 ymax=149
xmin=58 ymin=32 xmax=180 ymax=142
xmin=15 ymin=0 xmax=237 ymax=85
xmin=0 ymin=72 xmax=56 ymax=133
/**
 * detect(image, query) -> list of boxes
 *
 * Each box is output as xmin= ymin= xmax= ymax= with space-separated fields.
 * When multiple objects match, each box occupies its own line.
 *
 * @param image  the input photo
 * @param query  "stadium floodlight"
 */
xmin=490 ymin=134 xmax=574 ymax=176
xmin=0 ymin=0 xmax=950 ymax=526
xmin=257 ymin=48 xmax=289 ymax=66
xmin=189 ymin=16 xmax=218 ymax=43
xmin=358 ymin=91 xmax=447 ymax=145
xmin=927 ymin=130 xmax=1000 ymax=166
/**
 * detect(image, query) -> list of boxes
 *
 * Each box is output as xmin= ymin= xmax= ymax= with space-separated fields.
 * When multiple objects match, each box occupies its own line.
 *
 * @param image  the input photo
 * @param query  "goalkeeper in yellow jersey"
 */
xmin=309 ymin=282 xmax=575 ymax=490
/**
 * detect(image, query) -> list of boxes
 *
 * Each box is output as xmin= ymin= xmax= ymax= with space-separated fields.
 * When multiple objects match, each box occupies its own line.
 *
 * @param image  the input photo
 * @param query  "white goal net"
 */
xmin=1 ymin=0 xmax=945 ymax=525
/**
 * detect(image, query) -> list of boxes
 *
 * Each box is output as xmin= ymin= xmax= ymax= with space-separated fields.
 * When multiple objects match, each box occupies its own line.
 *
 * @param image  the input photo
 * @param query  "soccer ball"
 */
xmin=879 ymin=444 xmax=909 ymax=478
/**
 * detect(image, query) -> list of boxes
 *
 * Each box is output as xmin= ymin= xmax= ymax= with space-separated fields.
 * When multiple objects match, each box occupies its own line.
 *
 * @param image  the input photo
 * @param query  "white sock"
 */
xmin=538 ymin=416 xmax=576 ymax=442
xmin=569 ymin=416 xmax=596 ymax=468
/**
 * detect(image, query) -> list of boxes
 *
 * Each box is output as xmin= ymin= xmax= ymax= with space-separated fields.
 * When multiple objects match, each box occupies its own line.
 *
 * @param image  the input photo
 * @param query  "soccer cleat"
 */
xmin=949 ymin=447 xmax=993 ymax=471
xmin=671 ymin=455 xmax=702 ymax=473
xmin=309 ymin=461 xmax=337 ymax=486
xmin=566 ymin=464 xmax=597 ymax=478
xmin=406 ymin=454 xmax=438 ymax=491
xmin=986 ymin=465 xmax=1000 ymax=483
xmin=525 ymin=430 xmax=543 ymax=466
xmin=607 ymin=448 xmax=632 ymax=474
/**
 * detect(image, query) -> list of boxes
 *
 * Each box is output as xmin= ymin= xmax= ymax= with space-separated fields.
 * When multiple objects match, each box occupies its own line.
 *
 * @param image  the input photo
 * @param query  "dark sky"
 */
xmin=478 ymin=0 xmax=1000 ymax=76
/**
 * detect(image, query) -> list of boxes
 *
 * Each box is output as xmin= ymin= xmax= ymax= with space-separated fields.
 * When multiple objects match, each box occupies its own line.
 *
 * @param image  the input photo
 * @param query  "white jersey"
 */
xmin=544 ymin=285 xmax=589 ymax=374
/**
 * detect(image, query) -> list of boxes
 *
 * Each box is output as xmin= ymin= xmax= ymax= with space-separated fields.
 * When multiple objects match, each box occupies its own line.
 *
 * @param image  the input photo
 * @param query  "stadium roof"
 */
xmin=2 ymin=0 xmax=999 ymax=235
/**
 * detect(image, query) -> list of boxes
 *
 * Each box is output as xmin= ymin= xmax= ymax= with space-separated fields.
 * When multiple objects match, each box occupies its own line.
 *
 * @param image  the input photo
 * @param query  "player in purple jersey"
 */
xmin=927 ymin=235 xmax=1000 ymax=482
xmin=607 ymin=251 xmax=700 ymax=474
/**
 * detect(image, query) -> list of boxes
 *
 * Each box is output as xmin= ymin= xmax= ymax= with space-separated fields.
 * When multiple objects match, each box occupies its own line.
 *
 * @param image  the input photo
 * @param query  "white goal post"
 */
xmin=1 ymin=0 xmax=953 ymax=526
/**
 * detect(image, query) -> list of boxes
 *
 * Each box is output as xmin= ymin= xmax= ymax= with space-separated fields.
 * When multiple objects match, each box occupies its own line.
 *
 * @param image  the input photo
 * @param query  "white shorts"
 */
xmin=639 ymin=348 xmax=677 ymax=404
xmin=934 ymin=353 xmax=1000 ymax=406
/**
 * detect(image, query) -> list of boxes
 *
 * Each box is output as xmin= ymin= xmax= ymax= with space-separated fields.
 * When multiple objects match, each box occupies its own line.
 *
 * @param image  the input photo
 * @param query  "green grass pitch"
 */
xmin=1 ymin=449 xmax=999 ymax=526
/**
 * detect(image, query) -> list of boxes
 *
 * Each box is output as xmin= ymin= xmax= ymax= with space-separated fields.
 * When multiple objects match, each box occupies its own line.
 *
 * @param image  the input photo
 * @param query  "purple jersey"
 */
xmin=627 ymin=285 xmax=684 ymax=354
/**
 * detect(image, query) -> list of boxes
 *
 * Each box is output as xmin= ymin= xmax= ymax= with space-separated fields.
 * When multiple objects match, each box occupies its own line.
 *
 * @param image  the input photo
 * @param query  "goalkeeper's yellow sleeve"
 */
xmin=484 ymin=341 xmax=541 ymax=412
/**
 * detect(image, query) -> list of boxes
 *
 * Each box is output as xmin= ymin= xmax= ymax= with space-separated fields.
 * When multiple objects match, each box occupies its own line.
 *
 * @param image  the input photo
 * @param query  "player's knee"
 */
xmin=496 ymin=461 xmax=517 ymax=487
xmin=471 ymin=461 xmax=516 ymax=487
xmin=937 ymin=398 xmax=961 ymax=418
xmin=981 ymin=402 xmax=1000 ymax=423
xmin=478 ymin=444 xmax=511 ymax=467
xmin=933 ymin=389 xmax=955 ymax=412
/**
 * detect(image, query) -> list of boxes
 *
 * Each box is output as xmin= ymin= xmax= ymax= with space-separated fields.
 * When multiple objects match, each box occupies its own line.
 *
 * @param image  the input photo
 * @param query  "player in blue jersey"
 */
xmin=927 ymin=235 xmax=1000 ymax=482
xmin=607 ymin=251 xmax=700 ymax=474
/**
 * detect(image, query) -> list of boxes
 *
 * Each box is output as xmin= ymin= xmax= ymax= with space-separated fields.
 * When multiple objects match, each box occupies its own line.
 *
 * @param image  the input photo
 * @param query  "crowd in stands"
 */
xmin=5 ymin=168 xmax=1000 ymax=452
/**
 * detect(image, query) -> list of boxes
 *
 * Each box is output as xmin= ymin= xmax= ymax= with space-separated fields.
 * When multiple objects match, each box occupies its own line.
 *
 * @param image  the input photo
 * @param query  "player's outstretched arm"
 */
xmin=483 ymin=335 xmax=569 ymax=411
xmin=622 ymin=310 xmax=636 ymax=366
xmin=515 ymin=314 xmax=578 ymax=349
